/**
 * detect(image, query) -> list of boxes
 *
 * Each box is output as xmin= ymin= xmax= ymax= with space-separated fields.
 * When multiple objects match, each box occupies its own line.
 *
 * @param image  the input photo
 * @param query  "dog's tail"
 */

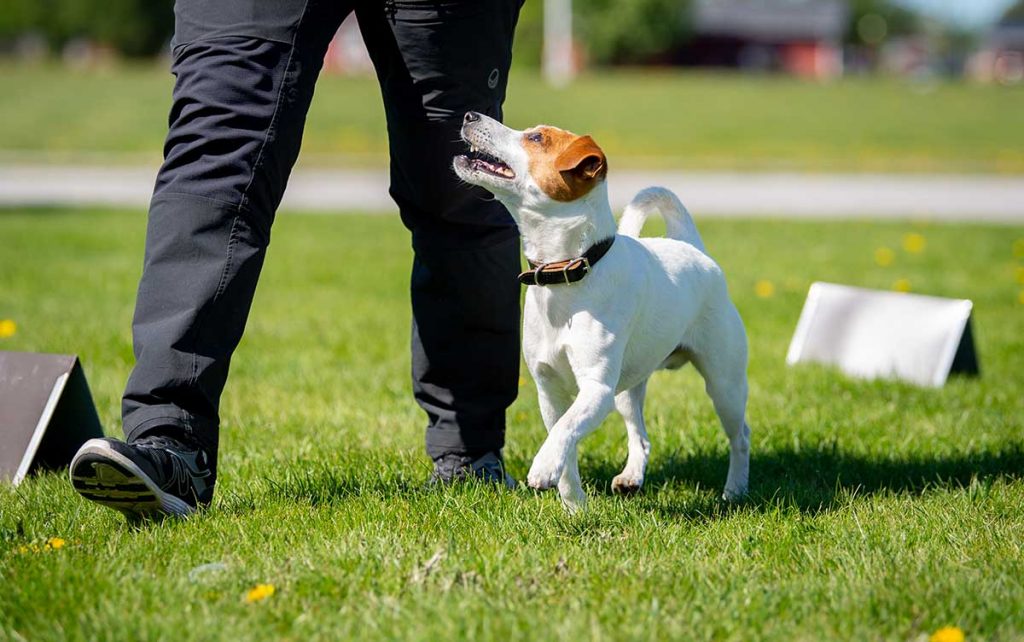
xmin=618 ymin=187 xmax=705 ymax=253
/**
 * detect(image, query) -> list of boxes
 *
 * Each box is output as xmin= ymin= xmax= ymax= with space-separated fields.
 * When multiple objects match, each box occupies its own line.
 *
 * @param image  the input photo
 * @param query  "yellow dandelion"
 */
xmin=518 ymin=376 xmax=526 ymax=387
xmin=1014 ymin=238 xmax=1024 ymax=259
xmin=929 ymin=625 xmax=965 ymax=642
xmin=754 ymin=280 xmax=775 ymax=298
xmin=874 ymin=247 xmax=894 ymax=267
xmin=902 ymin=232 xmax=926 ymax=254
xmin=46 ymin=538 xmax=65 ymax=550
xmin=246 ymin=583 xmax=275 ymax=603
xmin=0 ymin=319 xmax=16 ymax=339
xmin=1016 ymin=266 xmax=1024 ymax=285
xmin=1018 ymin=290 xmax=1024 ymax=305
xmin=892 ymin=278 xmax=911 ymax=293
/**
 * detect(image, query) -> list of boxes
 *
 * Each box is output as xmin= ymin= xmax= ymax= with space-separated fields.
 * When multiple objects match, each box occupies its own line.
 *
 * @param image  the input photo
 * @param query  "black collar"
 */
xmin=518 ymin=237 xmax=615 ymax=286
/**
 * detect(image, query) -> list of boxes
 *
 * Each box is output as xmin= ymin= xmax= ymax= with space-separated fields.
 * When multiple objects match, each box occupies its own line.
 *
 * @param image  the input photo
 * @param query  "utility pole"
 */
xmin=543 ymin=0 xmax=575 ymax=87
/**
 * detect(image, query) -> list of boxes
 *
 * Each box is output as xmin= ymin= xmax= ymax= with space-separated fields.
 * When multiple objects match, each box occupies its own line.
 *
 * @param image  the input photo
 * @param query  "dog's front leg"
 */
xmin=527 ymin=382 xmax=616 ymax=493
xmin=536 ymin=383 xmax=586 ymax=511
xmin=536 ymin=383 xmax=572 ymax=432
xmin=557 ymin=446 xmax=586 ymax=512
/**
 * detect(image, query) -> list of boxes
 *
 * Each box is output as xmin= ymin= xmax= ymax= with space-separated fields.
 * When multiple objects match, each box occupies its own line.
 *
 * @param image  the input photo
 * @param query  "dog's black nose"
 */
xmin=464 ymin=111 xmax=481 ymax=124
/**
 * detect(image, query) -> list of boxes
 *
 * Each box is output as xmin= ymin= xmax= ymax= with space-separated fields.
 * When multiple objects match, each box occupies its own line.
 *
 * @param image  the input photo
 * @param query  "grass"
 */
xmin=2 ymin=64 xmax=1024 ymax=173
xmin=1 ymin=208 xmax=1023 ymax=640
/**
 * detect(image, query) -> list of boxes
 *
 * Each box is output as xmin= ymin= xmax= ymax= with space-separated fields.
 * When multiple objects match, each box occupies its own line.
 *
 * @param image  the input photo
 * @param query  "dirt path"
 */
xmin=2 ymin=164 xmax=1022 ymax=223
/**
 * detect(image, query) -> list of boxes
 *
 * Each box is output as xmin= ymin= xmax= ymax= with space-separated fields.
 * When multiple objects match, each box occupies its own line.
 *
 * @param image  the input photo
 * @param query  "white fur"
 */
xmin=454 ymin=114 xmax=751 ymax=511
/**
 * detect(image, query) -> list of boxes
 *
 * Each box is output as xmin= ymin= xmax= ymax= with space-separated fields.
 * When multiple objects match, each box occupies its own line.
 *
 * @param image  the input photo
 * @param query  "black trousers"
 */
xmin=122 ymin=0 xmax=523 ymax=476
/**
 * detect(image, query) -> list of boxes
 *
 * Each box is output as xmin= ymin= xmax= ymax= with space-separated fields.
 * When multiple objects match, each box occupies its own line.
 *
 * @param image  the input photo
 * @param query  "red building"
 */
xmin=681 ymin=0 xmax=848 ymax=78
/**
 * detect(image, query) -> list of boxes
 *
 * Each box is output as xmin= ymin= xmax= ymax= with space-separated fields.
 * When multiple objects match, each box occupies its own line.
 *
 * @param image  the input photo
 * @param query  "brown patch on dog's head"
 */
xmin=525 ymin=126 xmax=607 ymax=202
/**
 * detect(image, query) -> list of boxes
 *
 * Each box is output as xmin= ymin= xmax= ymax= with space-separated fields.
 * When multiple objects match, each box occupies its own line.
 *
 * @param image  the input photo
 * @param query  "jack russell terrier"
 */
xmin=453 ymin=111 xmax=750 ymax=511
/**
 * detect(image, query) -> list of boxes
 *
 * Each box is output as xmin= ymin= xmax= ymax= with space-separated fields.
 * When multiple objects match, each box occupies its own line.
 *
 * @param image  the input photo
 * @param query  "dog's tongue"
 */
xmin=475 ymin=158 xmax=513 ymax=178
xmin=469 ymin=151 xmax=514 ymax=178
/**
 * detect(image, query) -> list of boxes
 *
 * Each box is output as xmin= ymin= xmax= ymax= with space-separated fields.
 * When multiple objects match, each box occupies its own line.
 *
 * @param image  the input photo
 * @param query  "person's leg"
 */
xmin=356 ymin=0 xmax=524 ymax=472
xmin=72 ymin=0 xmax=348 ymax=518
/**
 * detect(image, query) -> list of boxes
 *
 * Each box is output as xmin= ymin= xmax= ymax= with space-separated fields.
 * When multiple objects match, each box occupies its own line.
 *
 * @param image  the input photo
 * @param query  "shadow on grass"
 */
xmin=220 ymin=457 xmax=427 ymax=513
xmin=582 ymin=443 xmax=1024 ymax=519
xmin=244 ymin=442 xmax=1024 ymax=524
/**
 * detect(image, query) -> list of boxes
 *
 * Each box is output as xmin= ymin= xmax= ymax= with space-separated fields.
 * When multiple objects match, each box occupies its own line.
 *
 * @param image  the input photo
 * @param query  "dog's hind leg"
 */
xmin=691 ymin=311 xmax=751 ymax=501
xmin=611 ymin=380 xmax=650 ymax=495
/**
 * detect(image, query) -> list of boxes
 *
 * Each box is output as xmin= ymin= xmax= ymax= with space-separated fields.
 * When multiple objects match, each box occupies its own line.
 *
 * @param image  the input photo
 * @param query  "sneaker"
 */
xmin=430 ymin=451 xmax=516 ymax=489
xmin=69 ymin=435 xmax=214 ymax=521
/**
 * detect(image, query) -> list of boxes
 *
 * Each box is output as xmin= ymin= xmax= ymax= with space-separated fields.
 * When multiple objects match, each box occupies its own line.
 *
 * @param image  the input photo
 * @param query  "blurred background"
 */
xmin=3 ymin=0 xmax=1023 ymax=80
xmin=0 ymin=0 xmax=1022 ymax=179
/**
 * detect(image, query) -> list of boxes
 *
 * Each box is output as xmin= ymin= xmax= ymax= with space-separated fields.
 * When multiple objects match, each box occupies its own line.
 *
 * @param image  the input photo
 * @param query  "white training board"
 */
xmin=786 ymin=282 xmax=977 ymax=387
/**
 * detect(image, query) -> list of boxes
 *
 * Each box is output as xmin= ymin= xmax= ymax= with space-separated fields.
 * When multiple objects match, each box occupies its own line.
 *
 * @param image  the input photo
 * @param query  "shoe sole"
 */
xmin=69 ymin=439 xmax=194 ymax=521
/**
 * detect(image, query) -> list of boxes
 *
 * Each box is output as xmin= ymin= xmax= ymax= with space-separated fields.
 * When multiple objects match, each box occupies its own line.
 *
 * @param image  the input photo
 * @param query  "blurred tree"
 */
xmin=1 ymin=0 xmax=173 ymax=57
xmin=87 ymin=0 xmax=174 ymax=57
xmin=512 ymin=0 xmax=544 ymax=68
xmin=0 ymin=0 xmax=44 ymax=43
xmin=1003 ymin=0 xmax=1024 ymax=22
xmin=576 ymin=0 xmax=692 ymax=65
xmin=845 ymin=0 xmax=917 ymax=46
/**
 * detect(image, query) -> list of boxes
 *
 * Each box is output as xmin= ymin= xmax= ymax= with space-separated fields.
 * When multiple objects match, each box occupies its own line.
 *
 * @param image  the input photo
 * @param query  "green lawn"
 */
xmin=1 ymin=209 xmax=1022 ymax=640
xmin=2 ymin=64 xmax=1024 ymax=173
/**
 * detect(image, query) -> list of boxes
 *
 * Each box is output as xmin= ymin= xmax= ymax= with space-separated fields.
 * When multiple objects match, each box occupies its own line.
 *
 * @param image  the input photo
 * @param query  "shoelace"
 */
xmin=134 ymin=435 xmax=188 ymax=450
xmin=133 ymin=436 xmax=206 ymax=496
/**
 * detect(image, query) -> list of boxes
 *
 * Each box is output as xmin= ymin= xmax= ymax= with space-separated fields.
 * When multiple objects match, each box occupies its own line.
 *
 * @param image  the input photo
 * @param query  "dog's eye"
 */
xmin=526 ymin=132 xmax=544 ymax=144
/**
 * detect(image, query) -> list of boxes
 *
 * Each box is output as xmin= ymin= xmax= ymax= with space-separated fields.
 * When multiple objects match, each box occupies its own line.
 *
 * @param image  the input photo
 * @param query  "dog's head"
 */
xmin=453 ymin=112 xmax=607 ymax=216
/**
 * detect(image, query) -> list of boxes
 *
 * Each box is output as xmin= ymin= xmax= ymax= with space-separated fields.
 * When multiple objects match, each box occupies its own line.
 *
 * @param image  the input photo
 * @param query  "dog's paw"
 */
xmin=527 ymin=454 xmax=564 ymax=490
xmin=611 ymin=473 xmax=644 ymax=495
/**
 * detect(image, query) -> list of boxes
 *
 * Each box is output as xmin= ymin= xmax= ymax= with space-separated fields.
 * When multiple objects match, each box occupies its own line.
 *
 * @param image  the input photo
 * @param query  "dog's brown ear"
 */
xmin=555 ymin=135 xmax=607 ymax=181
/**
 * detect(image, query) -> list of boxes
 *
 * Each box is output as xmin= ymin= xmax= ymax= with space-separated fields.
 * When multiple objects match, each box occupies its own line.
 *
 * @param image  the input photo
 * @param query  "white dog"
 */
xmin=453 ymin=112 xmax=750 ymax=511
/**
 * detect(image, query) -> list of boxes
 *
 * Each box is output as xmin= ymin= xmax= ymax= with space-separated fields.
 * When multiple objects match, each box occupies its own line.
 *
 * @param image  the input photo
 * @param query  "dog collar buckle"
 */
xmin=518 ymin=238 xmax=611 ymax=287
xmin=562 ymin=257 xmax=589 ymax=284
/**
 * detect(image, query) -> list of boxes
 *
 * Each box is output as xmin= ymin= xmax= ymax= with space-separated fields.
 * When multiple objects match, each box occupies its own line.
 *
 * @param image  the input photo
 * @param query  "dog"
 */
xmin=453 ymin=111 xmax=751 ymax=511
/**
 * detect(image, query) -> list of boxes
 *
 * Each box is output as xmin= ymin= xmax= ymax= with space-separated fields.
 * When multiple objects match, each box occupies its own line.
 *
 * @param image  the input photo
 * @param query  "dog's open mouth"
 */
xmin=459 ymin=146 xmax=515 ymax=179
